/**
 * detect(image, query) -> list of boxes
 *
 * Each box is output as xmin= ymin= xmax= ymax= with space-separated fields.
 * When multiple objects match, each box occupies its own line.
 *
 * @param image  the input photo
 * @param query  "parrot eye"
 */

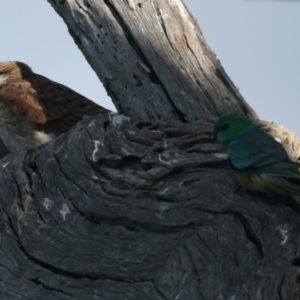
xmin=220 ymin=123 xmax=229 ymax=131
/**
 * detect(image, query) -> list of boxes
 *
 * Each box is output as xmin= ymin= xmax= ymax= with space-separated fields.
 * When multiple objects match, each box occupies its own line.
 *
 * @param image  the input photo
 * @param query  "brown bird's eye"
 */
xmin=221 ymin=123 xmax=229 ymax=130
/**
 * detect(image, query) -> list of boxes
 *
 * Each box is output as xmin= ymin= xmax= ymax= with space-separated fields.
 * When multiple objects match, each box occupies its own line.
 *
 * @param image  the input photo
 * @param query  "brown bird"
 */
xmin=0 ymin=61 xmax=110 ymax=152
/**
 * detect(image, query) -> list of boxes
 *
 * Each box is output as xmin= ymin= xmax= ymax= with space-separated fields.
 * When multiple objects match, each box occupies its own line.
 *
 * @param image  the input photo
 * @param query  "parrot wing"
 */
xmin=228 ymin=127 xmax=290 ymax=169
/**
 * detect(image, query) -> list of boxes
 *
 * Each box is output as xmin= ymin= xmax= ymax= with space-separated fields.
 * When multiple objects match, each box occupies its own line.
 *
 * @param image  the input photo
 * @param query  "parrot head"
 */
xmin=214 ymin=114 xmax=256 ymax=145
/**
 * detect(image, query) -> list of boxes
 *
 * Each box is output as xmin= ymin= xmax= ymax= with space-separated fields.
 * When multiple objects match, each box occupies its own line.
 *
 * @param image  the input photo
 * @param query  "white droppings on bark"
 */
xmin=43 ymin=198 xmax=53 ymax=210
xmin=109 ymin=113 xmax=130 ymax=126
xmin=276 ymin=224 xmax=289 ymax=245
xmin=163 ymin=139 xmax=167 ymax=149
xmin=214 ymin=153 xmax=228 ymax=159
xmin=92 ymin=140 xmax=104 ymax=161
xmin=2 ymin=162 xmax=9 ymax=168
xmin=59 ymin=204 xmax=71 ymax=221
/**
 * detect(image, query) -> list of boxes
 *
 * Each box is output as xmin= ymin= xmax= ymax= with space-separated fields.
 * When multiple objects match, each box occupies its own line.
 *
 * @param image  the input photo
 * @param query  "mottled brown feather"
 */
xmin=0 ymin=81 xmax=47 ymax=123
xmin=0 ymin=61 xmax=110 ymax=135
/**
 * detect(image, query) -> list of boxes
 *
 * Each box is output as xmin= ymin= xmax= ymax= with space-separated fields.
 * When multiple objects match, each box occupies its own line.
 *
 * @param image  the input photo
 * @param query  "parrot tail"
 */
xmin=248 ymin=172 xmax=300 ymax=196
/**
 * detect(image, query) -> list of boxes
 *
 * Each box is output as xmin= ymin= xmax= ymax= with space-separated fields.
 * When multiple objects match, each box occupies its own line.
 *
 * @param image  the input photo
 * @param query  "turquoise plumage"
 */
xmin=214 ymin=114 xmax=300 ymax=196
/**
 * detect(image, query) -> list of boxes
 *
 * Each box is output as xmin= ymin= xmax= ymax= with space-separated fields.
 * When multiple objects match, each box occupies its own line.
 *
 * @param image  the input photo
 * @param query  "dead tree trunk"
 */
xmin=48 ymin=0 xmax=256 ymax=121
xmin=0 ymin=0 xmax=299 ymax=299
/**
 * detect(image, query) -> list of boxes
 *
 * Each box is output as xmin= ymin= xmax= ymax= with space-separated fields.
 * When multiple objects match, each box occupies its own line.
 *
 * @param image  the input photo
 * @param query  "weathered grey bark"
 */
xmin=1 ymin=0 xmax=299 ymax=299
xmin=1 ymin=114 xmax=300 ymax=299
xmin=47 ymin=0 xmax=257 ymax=122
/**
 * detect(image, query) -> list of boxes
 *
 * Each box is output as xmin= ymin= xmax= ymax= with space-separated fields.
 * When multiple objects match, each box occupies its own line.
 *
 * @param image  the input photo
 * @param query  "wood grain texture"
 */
xmin=0 ymin=113 xmax=299 ymax=299
xmin=46 ymin=0 xmax=257 ymax=122
xmin=0 ymin=1 xmax=297 ymax=299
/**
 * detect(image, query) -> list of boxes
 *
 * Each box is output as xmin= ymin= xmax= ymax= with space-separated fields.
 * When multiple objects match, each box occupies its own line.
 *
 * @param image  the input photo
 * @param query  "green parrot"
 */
xmin=214 ymin=114 xmax=300 ymax=196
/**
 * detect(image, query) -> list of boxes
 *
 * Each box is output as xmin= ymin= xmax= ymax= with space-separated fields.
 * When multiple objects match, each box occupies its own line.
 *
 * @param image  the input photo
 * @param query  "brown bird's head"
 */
xmin=0 ymin=61 xmax=33 ymax=86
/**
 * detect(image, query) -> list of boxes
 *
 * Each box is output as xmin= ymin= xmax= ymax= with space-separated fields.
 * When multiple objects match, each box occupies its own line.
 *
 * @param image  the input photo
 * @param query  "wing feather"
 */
xmin=0 ymin=74 xmax=110 ymax=134
xmin=229 ymin=127 xmax=291 ymax=169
